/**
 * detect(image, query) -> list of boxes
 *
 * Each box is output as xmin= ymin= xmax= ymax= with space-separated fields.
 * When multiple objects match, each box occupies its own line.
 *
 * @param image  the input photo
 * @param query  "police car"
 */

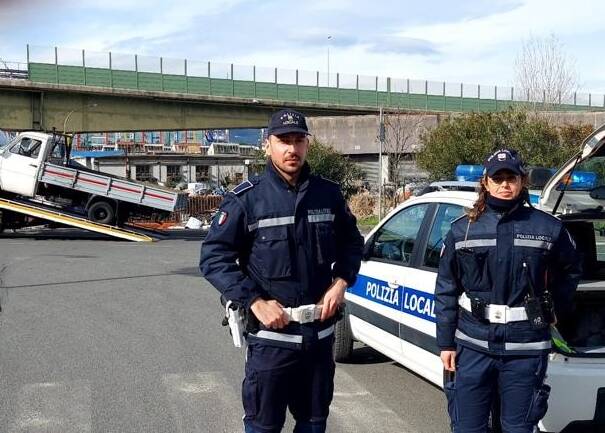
xmin=335 ymin=124 xmax=605 ymax=433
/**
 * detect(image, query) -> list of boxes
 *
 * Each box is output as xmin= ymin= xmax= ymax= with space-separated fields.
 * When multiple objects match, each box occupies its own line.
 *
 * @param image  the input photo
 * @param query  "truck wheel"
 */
xmin=334 ymin=309 xmax=354 ymax=362
xmin=88 ymin=201 xmax=115 ymax=225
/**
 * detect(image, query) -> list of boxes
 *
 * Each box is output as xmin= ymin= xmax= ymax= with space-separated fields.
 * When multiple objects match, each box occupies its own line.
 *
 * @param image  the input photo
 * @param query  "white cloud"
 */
xmin=397 ymin=0 xmax=605 ymax=57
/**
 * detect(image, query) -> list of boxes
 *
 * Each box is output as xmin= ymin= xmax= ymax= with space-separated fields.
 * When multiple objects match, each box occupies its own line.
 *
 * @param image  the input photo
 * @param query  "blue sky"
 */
xmin=2 ymin=0 xmax=605 ymax=93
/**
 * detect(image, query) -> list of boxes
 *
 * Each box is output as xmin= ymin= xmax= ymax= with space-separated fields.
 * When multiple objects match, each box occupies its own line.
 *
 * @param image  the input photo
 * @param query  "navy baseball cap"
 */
xmin=267 ymin=108 xmax=310 ymax=136
xmin=483 ymin=148 xmax=525 ymax=177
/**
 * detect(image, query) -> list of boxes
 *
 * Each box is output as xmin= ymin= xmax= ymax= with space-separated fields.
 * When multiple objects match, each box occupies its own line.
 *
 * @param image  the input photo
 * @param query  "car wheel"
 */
xmin=87 ymin=201 xmax=115 ymax=225
xmin=334 ymin=308 xmax=354 ymax=362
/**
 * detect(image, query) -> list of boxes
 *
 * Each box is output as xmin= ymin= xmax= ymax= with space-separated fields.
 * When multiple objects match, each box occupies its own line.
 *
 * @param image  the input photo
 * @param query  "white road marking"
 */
xmin=329 ymin=369 xmax=414 ymax=433
xmin=10 ymin=381 xmax=92 ymax=433
xmin=163 ymin=372 xmax=242 ymax=433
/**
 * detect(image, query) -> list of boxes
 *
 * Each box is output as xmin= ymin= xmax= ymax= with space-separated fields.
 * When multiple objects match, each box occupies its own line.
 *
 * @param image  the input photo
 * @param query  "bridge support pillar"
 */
xmin=31 ymin=91 xmax=44 ymax=131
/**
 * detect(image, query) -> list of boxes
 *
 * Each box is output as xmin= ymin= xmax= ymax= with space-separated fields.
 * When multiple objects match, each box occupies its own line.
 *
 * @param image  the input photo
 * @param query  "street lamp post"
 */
xmin=378 ymin=107 xmax=385 ymax=219
xmin=327 ymin=35 xmax=332 ymax=87
xmin=62 ymin=103 xmax=98 ymax=134
xmin=63 ymin=110 xmax=76 ymax=134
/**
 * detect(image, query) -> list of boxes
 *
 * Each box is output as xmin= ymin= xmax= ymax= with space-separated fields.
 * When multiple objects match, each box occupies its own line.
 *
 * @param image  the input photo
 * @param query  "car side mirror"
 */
xmin=362 ymin=236 xmax=374 ymax=261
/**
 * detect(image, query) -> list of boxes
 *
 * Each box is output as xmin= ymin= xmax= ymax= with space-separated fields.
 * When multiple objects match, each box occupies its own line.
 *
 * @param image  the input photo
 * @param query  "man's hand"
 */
xmin=441 ymin=350 xmax=456 ymax=372
xmin=250 ymin=299 xmax=288 ymax=329
xmin=318 ymin=278 xmax=348 ymax=321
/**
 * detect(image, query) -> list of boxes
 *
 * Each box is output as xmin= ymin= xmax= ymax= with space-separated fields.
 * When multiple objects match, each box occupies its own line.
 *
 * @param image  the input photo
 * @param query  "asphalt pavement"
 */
xmin=0 ymin=233 xmax=450 ymax=433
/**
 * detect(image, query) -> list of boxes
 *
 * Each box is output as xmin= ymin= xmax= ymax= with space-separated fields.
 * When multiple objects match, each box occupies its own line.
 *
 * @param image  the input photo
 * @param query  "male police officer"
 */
xmin=200 ymin=108 xmax=364 ymax=433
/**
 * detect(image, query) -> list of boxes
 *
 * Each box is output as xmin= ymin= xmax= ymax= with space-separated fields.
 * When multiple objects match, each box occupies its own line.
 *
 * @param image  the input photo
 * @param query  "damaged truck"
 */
xmin=0 ymin=131 xmax=187 ymax=232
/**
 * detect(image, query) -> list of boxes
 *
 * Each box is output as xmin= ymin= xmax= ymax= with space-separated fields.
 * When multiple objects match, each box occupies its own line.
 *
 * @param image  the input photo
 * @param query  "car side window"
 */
xmin=9 ymin=138 xmax=42 ymax=159
xmin=423 ymin=203 xmax=464 ymax=268
xmin=370 ymin=203 xmax=429 ymax=265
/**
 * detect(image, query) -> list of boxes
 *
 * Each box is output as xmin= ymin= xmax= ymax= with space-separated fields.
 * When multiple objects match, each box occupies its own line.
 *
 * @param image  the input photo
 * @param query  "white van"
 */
xmin=335 ymin=125 xmax=605 ymax=432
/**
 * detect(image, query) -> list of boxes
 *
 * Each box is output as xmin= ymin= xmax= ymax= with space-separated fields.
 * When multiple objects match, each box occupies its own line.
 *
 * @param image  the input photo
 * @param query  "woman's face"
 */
xmin=485 ymin=169 xmax=523 ymax=200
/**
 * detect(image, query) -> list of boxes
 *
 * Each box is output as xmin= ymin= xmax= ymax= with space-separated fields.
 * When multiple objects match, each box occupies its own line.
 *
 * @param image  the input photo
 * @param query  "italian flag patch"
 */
xmin=217 ymin=211 xmax=228 ymax=226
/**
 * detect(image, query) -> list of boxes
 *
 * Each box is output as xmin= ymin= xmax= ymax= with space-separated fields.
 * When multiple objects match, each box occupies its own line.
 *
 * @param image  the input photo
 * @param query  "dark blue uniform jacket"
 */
xmin=435 ymin=203 xmax=582 ymax=356
xmin=200 ymin=161 xmax=364 ymax=315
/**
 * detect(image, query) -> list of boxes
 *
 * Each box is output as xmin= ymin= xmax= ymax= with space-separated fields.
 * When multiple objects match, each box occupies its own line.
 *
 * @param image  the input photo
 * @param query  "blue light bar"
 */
xmin=455 ymin=165 xmax=484 ymax=182
xmin=557 ymin=171 xmax=598 ymax=191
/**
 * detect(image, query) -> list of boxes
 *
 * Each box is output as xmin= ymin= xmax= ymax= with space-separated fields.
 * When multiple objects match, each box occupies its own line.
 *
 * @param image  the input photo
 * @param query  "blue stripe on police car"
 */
xmin=348 ymin=274 xmax=436 ymax=323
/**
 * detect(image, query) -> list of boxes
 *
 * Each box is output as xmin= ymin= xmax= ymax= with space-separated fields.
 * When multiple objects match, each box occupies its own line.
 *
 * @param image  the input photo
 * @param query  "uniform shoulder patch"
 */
xmin=231 ymin=180 xmax=254 ymax=195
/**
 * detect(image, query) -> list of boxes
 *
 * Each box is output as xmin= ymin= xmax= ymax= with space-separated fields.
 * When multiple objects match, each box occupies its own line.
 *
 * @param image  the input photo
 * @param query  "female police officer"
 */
xmin=435 ymin=149 xmax=582 ymax=433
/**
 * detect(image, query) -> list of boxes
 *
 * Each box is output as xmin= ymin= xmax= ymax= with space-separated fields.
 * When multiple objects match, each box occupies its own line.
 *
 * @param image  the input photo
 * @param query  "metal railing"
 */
xmin=24 ymin=45 xmax=605 ymax=112
xmin=0 ymin=59 xmax=28 ymax=79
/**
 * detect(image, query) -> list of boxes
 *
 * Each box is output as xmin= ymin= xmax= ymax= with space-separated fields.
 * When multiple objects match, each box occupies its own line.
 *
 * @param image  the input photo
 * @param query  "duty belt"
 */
xmin=283 ymin=304 xmax=322 ymax=324
xmin=247 ymin=304 xmax=332 ymax=346
xmin=459 ymin=293 xmax=528 ymax=324
xmin=248 ymin=325 xmax=335 ymax=345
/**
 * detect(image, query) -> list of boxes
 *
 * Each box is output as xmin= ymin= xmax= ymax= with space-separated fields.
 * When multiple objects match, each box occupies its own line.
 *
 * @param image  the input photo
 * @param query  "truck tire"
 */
xmin=87 ymin=201 xmax=115 ymax=225
xmin=334 ymin=308 xmax=354 ymax=362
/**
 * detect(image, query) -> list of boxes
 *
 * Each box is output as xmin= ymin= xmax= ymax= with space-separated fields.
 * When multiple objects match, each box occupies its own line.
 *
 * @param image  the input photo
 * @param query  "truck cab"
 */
xmin=0 ymin=131 xmax=63 ymax=197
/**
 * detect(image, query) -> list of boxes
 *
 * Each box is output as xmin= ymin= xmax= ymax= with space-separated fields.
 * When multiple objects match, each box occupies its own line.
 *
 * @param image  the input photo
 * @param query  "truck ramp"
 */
xmin=0 ymin=197 xmax=154 ymax=242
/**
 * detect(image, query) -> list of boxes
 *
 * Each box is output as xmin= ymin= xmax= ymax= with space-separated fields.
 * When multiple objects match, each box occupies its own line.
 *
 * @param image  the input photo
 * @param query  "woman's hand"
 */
xmin=441 ymin=350 xmax=456 ymax=372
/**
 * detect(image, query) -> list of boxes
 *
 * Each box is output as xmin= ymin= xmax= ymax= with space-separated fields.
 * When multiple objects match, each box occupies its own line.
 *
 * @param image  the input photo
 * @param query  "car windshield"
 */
xmin=0 ymin=134 xmax=17 ymax=152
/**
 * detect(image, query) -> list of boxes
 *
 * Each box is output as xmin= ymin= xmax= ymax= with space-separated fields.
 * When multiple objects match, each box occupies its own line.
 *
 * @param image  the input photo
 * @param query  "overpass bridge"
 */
xmin=1 ymin=45 xmax=603 ymax=132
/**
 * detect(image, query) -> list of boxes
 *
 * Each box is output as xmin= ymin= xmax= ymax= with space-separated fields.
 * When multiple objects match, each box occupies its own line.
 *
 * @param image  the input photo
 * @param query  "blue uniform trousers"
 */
xmin=445 ymin=345 xmax=550 ymax=433
xmin=242 ymin=333 xmax=335 ymax=433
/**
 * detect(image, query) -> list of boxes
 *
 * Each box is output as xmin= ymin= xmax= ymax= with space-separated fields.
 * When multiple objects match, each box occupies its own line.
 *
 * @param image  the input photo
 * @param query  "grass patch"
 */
xmin=357 ymin=215 xmax=379 ymax=227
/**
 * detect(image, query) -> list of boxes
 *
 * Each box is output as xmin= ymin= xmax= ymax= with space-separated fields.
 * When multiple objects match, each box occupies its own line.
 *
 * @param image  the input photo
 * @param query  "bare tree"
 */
xmin=514 ymin=34 xmax=578 ymax=107
xmin=383 ymin=113 xmax=427 ymax=187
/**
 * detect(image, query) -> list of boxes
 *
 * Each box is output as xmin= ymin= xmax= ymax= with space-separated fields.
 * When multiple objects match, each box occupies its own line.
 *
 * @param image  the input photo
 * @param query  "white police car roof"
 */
xmin=430 ymin=180 xmax=478 ymax=189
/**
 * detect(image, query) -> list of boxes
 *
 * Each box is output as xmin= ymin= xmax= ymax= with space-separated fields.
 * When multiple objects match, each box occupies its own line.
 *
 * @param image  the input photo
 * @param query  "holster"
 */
xmin=524 ymin=296 xmax=548 ymax=330
xmin=470 ymin=297 xmax=488 ymax=321
xmin=219 ymin=296 xmax=247 ymax=348
xmin=522 ymin=262 xmax=554 ymax=329
xmin=540 ymin=291 xmax=556 ymax=324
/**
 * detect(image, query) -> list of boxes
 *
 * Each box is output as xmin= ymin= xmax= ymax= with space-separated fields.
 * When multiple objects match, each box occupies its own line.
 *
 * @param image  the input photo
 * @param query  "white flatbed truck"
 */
xmin=0 ymin=131 xmax=187 ymax=240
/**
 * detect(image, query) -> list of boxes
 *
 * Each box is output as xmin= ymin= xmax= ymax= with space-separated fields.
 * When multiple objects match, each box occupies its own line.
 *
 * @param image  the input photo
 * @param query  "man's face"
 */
xmin=265 ymin=133 xmax=309 ymax=176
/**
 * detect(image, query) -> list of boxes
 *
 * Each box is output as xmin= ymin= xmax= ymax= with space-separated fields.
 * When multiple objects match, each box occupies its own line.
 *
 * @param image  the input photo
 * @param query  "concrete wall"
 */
xmin=307 ymin=114 xmax=441 ymax=155
xmin=95 ymin=163 xmax=127 ymax=178
xmin=308 ymin=112 xmax=605 ymax=157
xmin=0 ymin=90 xmax=35 ymax=130
xmin=540 ymin=111 xmax=605 ymax=129
xmin=308 ymin=115 xmax=381 ymax=154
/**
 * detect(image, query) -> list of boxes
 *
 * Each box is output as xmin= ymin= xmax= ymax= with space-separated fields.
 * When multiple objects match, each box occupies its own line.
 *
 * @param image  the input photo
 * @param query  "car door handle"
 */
xmin=387 ymin=280 xmax=400 ymax=288
xmin=29 ymin=163 xmax=38 ymax=168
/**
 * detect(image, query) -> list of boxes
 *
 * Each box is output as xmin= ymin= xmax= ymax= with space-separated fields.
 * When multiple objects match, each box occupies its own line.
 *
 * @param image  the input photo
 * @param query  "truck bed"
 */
xmin=39 ymin=162 xmax=187 ymax=212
